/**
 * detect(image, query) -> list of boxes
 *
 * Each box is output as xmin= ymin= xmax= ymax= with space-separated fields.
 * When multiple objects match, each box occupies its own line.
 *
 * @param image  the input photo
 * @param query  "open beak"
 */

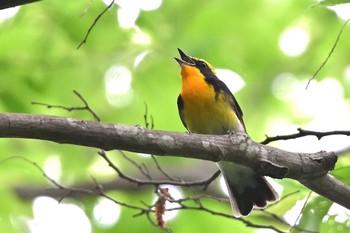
xmin=175 ymin=48 xmax=195 ymax=66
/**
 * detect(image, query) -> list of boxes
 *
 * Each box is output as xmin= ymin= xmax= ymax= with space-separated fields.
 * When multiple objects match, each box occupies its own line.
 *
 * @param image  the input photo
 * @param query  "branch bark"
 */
xmin=0 ymin=113 xmax=348 ymax=208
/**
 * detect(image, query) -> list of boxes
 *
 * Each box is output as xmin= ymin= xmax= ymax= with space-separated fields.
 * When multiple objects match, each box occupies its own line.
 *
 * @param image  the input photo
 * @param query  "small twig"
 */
xmin=150 ymin=115 xmax=155 ymax=130
xmin=119 ymin=150 xmax=152 ymax=179
xmin=151 ymin=155 xmax=178 ymax=181
xmin=30 ymin=102 xmax=86 ymax=112
xmin=0 ymin=156 xmax=64 ymax=188
xmin=0 ymin=156 xmax=311 ymax=233
xmin=167 ymin=204 xmax=286 ymax=233
xmin=259 ymin=190 xmax=317 ymax=233
xmin=267 ymin=190 xmax=300 ymax=208
xmin=77 ymin=0 xmax=115 ymax=49
xmin=143 ymin=102 xmax=155 ymax=130
xmin=261 ymin=127 xmax=350 ymax=145
xmin=144 ymin=102 xmax=150 ymax=129
xmin=98 ymin=150 xmax=222 ymax=187
xmin=290 ymin=191 xmax=312 ymax=232
xmin=174 ymin=191 xmax=315 ymax=233
xmin=0 ymin=156 xmax=152 ymax=213
xmin=306 ymin=19 xmax=350 ymax=89
xmin=32 ymin=90 xmax=100 ymax=122
xmin=72 ymin=90 xmax=100 ymax=122
xmin=142 ymin=163 xmax=151 ymax=177
xmin=201 ymin=169 xmax=221 ymax=190
xmin=159 ymin=192 xmax=287 ymax=233
xmin=175 ymin=194 xmax=229 ymax=204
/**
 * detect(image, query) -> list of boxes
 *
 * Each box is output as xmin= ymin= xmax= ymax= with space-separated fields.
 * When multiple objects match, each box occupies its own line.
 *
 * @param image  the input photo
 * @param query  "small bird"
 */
xmin=175 ymin=48 xmax=278 ymax=216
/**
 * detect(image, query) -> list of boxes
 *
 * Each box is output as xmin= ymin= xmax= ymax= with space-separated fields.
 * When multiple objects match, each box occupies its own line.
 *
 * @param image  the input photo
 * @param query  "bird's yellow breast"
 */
xmin=180 ymin=72 xmax=243 ymax=134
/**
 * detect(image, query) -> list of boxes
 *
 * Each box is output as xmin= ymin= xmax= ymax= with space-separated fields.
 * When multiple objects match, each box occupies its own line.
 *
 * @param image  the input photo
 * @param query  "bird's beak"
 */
xmin=175 ymin=48 xmax=195 ymax=66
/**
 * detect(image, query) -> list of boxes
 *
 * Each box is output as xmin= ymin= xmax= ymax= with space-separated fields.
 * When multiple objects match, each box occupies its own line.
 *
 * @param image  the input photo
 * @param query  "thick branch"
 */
xmin=0 ymin=113 xmax=348 ymax=208
xmin=0 ymin=113 xmax=336 ymax=179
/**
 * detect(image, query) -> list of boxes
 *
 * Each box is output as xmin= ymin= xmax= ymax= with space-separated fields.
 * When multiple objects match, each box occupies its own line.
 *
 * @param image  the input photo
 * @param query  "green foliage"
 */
xmin=319 ymin=0 xmax=350 ymax=6
xmin=0 ymin=0 xmax=350 ymax=232
xmin=292 ymin=195 xmax=332 ymax=232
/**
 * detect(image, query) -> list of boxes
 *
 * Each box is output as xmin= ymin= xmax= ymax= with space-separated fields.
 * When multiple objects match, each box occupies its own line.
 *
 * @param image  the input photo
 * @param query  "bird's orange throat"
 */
xmin=179 ymin=67 xmax=244 ymax=134
xmin=180 ymin=69 xmax=214 ymax=104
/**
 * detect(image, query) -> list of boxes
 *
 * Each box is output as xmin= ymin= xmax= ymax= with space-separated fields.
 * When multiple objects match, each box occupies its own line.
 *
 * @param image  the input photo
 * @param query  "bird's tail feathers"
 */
xmin=218 ymin=162 xmax=278 ymax=217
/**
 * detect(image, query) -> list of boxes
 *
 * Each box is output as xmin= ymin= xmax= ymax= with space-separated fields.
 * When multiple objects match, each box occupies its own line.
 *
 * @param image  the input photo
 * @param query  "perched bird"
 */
xmin=175 ymin=48 xmax=278 ymax=216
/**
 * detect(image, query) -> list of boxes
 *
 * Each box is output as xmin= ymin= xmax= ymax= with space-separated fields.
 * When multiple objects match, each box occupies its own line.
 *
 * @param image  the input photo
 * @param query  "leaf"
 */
xmin=318 ymin=0 xmax=350 ymax=6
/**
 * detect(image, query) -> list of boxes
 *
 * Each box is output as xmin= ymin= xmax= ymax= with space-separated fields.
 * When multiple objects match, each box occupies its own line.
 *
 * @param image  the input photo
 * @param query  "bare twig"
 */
xmin=72 ymin=90 xmax=100 ymax=121
xmin=143 ymin=102 xmax=155 ymax=130
xmin=0 ymin=156 xmax=152 ymax=211
xmin=266 ymin=190 xmax=300 ymax=208
xmin=260 ymin=190 xmax=317 ymax=233
xmin=175 ymin=194 xmax=229 ymax=204
xmin=119 ymin=150 xmax=152 ymax=179
xmin=261 ymin=127 xmax=350 ymax=145
xmin=166 ymin=204 xmax=287 ymax=233
xmin=32 ymin=90 xmax=100 ymax=122
xmin=151 ymin=155 xmax=179 ymax=181
xmin=1 ymin=156 xmax=286 ymax=233
xmin=174 ymin=191 xmax=314 ymax=233
xmin=77 ymin=0 xmax=115 ymax=49
xmin=98 ymin=150 xmax=223 ymax=188
xmin=290 ymin=191 xmax=313 ymax=232
xmin=306 ymin=19 xmax=350 ymax=89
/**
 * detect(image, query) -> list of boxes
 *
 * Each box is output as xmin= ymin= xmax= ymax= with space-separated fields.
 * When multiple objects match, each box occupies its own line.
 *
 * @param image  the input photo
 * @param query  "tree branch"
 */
xmin=305 ymin=19 xmax=350 ymax=89
xmin=77 ymin=0 xmax=115 ymax=49
xmin=0 ymin=113 xmax=347 ymax=209
xmin=261 ymin=127 xmax=350 ymax=145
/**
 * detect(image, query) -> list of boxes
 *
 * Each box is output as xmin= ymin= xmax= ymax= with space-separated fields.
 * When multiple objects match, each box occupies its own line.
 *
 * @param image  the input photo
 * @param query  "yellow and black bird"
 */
xmin=175 ymin=48 xmax=278 ymax=216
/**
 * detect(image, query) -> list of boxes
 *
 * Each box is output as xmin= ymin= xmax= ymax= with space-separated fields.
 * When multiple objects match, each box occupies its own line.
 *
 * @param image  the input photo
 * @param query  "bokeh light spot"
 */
xmin=29 ymin=196 xmax=91 ymax=233
xmin=93 ymin=198 xmax=121 ymax=228
xmin=279 ymin=27 xmax=309 ymax=57
xmin=328 ymin=3 xmax=350 ymax=21
xmin=43 ymin=156 xmax=62 ymax=182
xmin=104 ymin=65 xmax=134 ymax=107
xmin=0 ymin=6 xmax=20 ymax=24
xmin=216 ymin=69 xmax=245 ymax=93
xmin=132 ymin=27 xmax=152 ymax=45
xmin=117 ymin=6 xmax=140 ymax=29
xmin=272 ymin=73 xmax=298 ymax=101
xmin=138 ymin=0 xmax=162 ymax=11
xmin=134 ymin=50 xmax=150 ymax=68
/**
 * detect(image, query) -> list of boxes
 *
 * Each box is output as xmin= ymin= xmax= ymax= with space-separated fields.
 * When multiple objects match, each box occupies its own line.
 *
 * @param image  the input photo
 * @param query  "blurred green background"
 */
xmin=1 ymin=0 xmax=350 ymax=232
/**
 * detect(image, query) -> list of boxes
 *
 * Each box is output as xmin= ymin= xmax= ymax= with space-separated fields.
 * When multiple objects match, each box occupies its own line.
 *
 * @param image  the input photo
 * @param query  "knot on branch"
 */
xmin=310 ymin=151 xmax=337 ymax=171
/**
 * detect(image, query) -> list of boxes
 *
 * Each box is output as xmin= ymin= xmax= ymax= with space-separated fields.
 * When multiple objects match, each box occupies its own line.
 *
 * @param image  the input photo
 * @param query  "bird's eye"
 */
xmin=200 ymin=61 xmax=207 ymax=67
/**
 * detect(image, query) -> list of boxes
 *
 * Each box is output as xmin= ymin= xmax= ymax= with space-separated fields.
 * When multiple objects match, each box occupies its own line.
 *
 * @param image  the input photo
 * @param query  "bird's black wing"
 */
xmin=223 ymin=83 xmax=246 ymax=130
xmin=217 ymin=80 xmax=246 ymax=131
xmin=203 ymin=73 xmax=246 ymax=131
xmin=177 ymin=94 xmax=188 ymax=130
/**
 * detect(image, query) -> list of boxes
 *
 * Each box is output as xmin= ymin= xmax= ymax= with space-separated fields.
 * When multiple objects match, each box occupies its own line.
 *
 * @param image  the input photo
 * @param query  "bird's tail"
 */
xmin=218 ymin=161 xmax=278 ymax=217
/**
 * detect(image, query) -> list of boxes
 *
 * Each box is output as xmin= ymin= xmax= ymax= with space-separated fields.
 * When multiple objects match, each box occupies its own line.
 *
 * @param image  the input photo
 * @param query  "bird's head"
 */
xmin=175 ymin=48 xmax=217 ymax=79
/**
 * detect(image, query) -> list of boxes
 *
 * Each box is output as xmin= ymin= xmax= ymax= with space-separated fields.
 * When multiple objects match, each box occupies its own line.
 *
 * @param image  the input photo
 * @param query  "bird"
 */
xmin=175 ymin=48 xmax=278 ymax=216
